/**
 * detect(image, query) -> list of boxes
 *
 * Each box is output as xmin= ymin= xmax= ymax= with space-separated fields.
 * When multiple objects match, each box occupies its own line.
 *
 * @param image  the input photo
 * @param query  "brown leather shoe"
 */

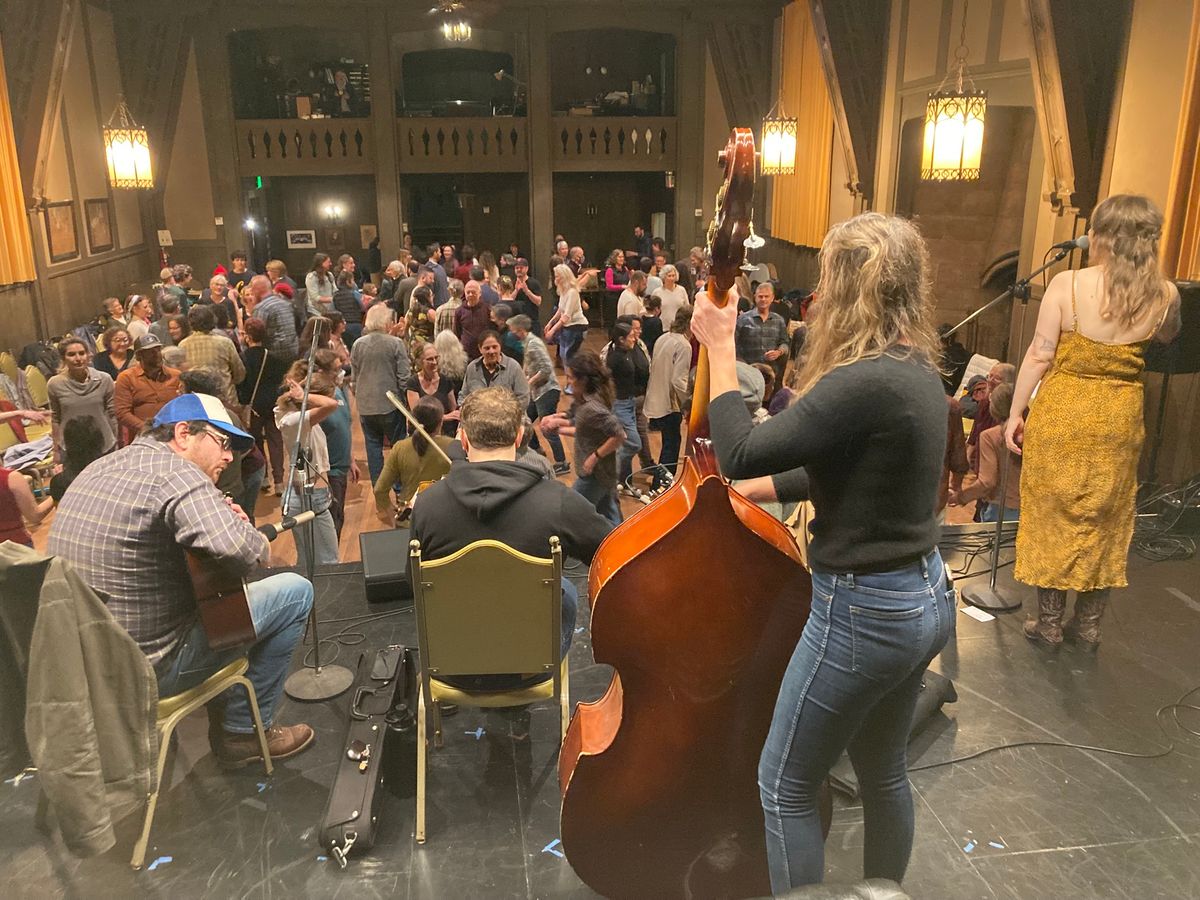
xmin=217 ymin=724 xmax=315 ymax=768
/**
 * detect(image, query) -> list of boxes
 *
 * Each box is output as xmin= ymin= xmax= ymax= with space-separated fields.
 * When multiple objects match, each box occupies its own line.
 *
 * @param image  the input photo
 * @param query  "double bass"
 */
xmin=559 ymin=129 xmax=829 ymax=898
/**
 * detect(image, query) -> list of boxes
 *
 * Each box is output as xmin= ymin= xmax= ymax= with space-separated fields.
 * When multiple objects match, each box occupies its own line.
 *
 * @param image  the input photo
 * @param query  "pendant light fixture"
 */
xmin=760 ymin=17 xmax=797 ymax=176
xmin=103 ymin=94 xmax=154 ymax=190
xmin=921 ymin=0 xmax=987 ymax=181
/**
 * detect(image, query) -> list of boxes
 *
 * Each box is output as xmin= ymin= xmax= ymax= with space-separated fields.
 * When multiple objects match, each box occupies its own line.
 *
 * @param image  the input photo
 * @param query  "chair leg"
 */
xmin=237 ymin=676 xmax=274 ymax=776
xmin=416 ymin=680 xmax=427 ymax=844
xmin=559 ymin=661 xmax=571 ymax=743
xmin=431 ymin=691 xmax=444 ymax=750
xmin=132 ymin=717 xmax=177 ymax=869
xmin=34 ymin=788 xmax=51 ymax=834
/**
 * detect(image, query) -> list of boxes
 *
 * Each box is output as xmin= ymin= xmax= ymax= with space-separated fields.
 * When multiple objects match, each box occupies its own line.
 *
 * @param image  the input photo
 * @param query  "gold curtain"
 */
xmin=768 ymin=2 xmax=834 ymax=249
xmin=0 ymin=38 xmax=36 ymax=286
xmin=1163 ymin=0 xmax=1200 ymax=280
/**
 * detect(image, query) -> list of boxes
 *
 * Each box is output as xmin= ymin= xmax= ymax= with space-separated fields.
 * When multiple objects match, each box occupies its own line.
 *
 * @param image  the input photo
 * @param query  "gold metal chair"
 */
xmin=24 ymin=365 xmax=49 ymax=408
xmin=409 ymin=537 xmax=569 ymax=844
xmin=130 ymin=657 xmax=273 ymax=869
xmin=0 ymin=351 xmax=17 ymax=384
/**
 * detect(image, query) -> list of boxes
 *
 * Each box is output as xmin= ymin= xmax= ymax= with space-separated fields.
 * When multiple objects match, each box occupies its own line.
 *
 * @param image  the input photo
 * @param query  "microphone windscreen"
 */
xmin=1075 ymin=234 xmax=1089 ymax=251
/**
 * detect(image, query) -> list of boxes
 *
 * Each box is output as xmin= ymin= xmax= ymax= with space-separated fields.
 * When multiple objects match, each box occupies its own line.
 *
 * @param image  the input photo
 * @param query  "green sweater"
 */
xmin=373 ymin=434 xmax=454 ymax=511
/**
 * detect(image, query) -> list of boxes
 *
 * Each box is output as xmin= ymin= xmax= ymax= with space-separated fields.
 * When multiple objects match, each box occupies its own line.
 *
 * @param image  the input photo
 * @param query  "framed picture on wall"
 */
xmin=286 ymin=229 xmax=317 ymax=249
xmin=323 ymin=227 xmax=345 ymax=251
xmin=359 ymin=224 xmax=378 ymax=248
xmin=84 ymin=198 xmax=114 ymax=253
xmin=44 ymin=201 xmax=79 ymax=263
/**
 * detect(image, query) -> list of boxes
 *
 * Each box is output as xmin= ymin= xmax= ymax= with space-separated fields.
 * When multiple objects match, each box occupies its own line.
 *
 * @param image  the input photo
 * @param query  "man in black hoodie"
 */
xmin=411 ymin=387 xmax=614 ymax=688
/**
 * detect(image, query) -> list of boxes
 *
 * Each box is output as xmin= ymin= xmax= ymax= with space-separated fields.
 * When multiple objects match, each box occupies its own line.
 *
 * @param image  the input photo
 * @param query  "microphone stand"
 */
xmin=283 ymin=321 xmax=354 ymax=700
xmin=953 ymin=244 xmax=1075 ymax=613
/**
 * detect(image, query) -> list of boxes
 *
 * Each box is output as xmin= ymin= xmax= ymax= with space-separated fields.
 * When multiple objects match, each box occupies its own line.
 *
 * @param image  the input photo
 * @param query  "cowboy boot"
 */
xmin=1064 ymin=589 xmax=1109 ymax=652
xmin=1023 ymin=588 xmax=1066 ymax=646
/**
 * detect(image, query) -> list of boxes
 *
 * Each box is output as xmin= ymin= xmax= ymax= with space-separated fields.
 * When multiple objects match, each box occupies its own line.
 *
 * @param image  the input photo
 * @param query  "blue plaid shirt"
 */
xmin=735 ymin=310 xmax=789 ymax=365
xmin=48 ymin=436 xmax=269 ymax=667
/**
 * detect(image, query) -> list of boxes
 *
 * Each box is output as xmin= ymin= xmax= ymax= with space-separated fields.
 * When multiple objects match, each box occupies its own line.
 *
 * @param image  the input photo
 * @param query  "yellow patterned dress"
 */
xmin=1015 ymin=281 xmax=1160 ymax=591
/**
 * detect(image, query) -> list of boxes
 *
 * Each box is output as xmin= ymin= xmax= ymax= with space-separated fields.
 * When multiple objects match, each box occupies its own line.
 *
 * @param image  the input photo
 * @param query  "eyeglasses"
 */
xmin=200 ymin=427 xmax=232 ymax=453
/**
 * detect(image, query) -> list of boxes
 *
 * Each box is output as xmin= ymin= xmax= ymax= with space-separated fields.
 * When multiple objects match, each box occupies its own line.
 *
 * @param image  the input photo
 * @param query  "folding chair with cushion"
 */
xmin=24 ymin=366 xmax=49 ymax=409
xmin=130 ymin=657 xmax=273 ymax=869
xmin=0 ymin=351 xmax=18 ymax=384
xmin=408 ymin=536 xmax=569 ymax=843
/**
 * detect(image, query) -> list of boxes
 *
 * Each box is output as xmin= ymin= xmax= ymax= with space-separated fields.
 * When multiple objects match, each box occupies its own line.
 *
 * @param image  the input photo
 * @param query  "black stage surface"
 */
xmin=3 ymin=543 xmax=1200 ymax=899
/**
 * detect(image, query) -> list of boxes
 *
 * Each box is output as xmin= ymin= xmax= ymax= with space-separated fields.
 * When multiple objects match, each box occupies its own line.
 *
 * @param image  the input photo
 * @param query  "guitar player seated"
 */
xmin=48 ymin=394 xmax=316 ymax=766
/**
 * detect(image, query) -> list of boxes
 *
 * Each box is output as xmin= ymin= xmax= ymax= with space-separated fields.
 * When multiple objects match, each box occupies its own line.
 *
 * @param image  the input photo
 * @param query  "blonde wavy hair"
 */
xmin=792 ymin=212 xmax=941 ymax=398
xmin=1089 ymin=194 xmax=1171 ymax=328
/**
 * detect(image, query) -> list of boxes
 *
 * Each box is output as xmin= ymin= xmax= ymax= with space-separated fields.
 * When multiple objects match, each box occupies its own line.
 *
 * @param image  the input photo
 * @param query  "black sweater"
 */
xmin=411 ymin=459 xmax=614 ymax=563
xmin=709 ymin=351 xmax=947 ymax=573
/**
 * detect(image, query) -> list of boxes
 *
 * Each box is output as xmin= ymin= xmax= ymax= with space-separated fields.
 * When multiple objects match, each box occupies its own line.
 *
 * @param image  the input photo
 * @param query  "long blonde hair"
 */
xmin=792 ymin=213 xmax=941 ymax=398
xmin=1089 ymin=194 xmax=1171 ymax=328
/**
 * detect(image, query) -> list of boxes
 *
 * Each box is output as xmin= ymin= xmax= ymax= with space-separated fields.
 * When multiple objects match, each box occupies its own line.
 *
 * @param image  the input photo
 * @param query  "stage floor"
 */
xmin=3 ymin=545 xmax=1199 ymax=899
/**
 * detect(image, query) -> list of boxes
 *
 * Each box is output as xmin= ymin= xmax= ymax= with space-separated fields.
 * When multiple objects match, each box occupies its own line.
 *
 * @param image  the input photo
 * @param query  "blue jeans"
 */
xmin=558 ymin=324 xmax=587 ymax=365
xmin=156 ymin=572 xmax=314 ymax=733
xmin=439 ymin=577 xmax=578 ymax=691
xmin=759 ymin=548 xmax=955 ymax=890
xmin=240 ymin=466 xmax=265 ymax=526
xmin=574 ymin=473 xmax=622 ymax=526
xmin=612 ymin=397 xmax=641 ymax=484
xmin=980 ymin=502 xmax=1019 ymax=522
xmin=284 ymin=485 xmax=340 ymax=566
xmin=360 ymin=410 xmax=403 ymax=487
xmin=527 ymin=390 xmax=565 ymax=463
xmin=650 ymin=412 xmax=682 ymax=488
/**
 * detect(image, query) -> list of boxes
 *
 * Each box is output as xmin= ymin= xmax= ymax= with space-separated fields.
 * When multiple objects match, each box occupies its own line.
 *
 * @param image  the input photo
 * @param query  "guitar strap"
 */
xmin=246 ymin=348 xmax=269 ymax=425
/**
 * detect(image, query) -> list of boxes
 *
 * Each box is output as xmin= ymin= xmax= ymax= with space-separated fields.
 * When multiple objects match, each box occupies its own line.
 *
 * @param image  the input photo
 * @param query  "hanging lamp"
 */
xmin=921 ymin=0 xmax=987 ymax=181
xmin=103 ymin=94 xmax=154 ymax=190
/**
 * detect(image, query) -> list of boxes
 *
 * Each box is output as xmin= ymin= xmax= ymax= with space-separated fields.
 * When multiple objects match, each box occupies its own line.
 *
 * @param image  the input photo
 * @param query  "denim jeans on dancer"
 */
xmin=156 ymin=572 xmax=314 ymax=733
xmin=612 ymin=397 xmax=641 ymax=485
xmin=527 ymin=389 xmax=566 ymax=463
xmin=240 ymin=466 xmax=265 ymax=526
xmin=284 ymin=485 xmax=340 ymax=566
xmin=360 ymin=410 xmax=403 ymax=487
xmin=759 ymin=548 xmax=955 ymax=891
xmin=650 ymin=412 xmax=682 ymax=488
xmin=574 ymin=474 xmax=622 ymax=526
xmin=558 ymin=324 xmax=587 ymax=366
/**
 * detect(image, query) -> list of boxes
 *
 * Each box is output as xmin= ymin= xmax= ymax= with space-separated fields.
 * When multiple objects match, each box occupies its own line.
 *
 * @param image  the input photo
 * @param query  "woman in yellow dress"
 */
xmin=1005 ymin=194 xmax=1181 ymax=649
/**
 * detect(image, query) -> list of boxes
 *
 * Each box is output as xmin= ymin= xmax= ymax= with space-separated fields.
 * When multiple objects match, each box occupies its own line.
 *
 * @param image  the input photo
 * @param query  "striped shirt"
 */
xmin=47 ymin=437 xmax=268 ymax=668
xmin=251 ymin=294 xmax=300 ymax=361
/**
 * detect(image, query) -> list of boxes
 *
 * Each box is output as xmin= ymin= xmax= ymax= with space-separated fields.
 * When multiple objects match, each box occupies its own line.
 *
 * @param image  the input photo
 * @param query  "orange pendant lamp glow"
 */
xmin=921 ymin=0 xmax=987 ymax=182
xmin=103 ymin=94 xmax=154 ymax=190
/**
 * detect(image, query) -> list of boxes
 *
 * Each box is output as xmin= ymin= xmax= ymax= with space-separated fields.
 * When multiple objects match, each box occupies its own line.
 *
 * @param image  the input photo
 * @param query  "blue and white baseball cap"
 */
xmin=152 ymin=393 xmax=254 ymax=452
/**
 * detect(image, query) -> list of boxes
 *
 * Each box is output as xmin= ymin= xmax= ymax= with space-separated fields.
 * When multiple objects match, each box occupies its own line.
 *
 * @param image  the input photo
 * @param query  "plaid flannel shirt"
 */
xmin=47 ymin=437 xmax=269 ymax=668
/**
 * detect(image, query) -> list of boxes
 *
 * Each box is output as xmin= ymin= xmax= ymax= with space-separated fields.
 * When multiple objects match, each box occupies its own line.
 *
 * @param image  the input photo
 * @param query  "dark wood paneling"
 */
xmin=553 ymin=172 xmax=674 ymax=267
xmin=401 ymin=173 xmax=529 ymax=262
xmin=810 ymin=0 xmax=888 ymax=203
xmin=1048 ymin=0 xmax=1133 ymax=216
xmin=259 ymin=174 xmax=379 ymax=274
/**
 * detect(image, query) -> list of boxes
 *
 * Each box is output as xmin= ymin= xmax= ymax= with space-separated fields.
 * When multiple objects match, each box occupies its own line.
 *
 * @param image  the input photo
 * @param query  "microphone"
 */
xmin=1051 ymin=234 xmax=1089 ymax=252
xmin=258 ymin=510 xmax=316 ymax=541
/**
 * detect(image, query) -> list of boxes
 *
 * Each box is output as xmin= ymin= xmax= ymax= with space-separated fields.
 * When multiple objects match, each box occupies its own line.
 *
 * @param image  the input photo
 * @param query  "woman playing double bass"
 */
xmin=690 ymin=212 xmax=955 ymax=890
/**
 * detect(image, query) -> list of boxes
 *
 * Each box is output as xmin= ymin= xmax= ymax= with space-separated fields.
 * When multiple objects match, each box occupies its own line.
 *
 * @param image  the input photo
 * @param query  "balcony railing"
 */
xmin=397 ymin=117 xmax=528 ymax=173
xmin=235 ymin=119 xmax=374 ymax=175
xmin=552 ymin=116 xmax=676 ymax=171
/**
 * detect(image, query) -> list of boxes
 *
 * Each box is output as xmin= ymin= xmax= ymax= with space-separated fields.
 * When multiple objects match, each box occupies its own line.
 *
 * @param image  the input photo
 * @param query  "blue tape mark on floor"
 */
xmin=542 ymin=838 xmax=564 ymax=858
xmin=466 ymin=727 xmax=485 ymax=740
xmin=963 ymin=840 xmax=976 ymax=853
xmin=147 ymin=856 xmax=173 ymax=871
xmin=988 ymin=840 xmax=1006 ymax=849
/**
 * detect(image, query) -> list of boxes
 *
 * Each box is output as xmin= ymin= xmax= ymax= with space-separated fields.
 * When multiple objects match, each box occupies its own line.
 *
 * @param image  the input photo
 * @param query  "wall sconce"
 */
xmin=664 ymin=171 xmax=676 ymax=189
xmin=244 ymin=217 xmax=258 ymax=231
xmin=324 ymin=204 xmax=344 ymax=225
xmin=442 ymin=19 xmax=471 ymax=42
xmin=103 ymin=94 xmax=154 ymax=190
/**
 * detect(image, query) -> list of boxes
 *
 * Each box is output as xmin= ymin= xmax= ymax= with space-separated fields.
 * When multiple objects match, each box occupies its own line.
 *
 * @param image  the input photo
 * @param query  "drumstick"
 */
xmin=385 ymin=390 xmax=455 ymax=468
